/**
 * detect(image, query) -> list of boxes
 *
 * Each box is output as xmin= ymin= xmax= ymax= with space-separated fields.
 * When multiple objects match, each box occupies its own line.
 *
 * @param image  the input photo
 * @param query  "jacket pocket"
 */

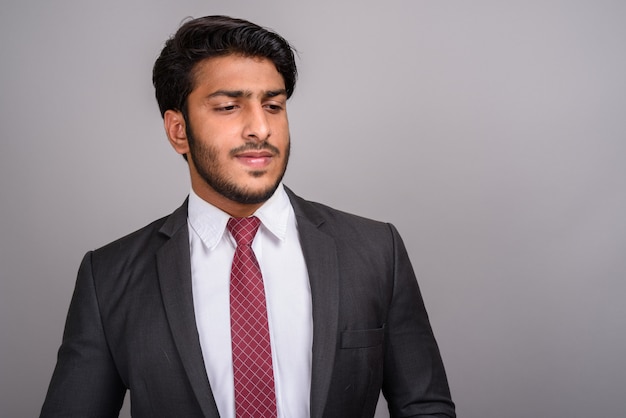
xmin=340 ymin=326 xmax=385 ymax=349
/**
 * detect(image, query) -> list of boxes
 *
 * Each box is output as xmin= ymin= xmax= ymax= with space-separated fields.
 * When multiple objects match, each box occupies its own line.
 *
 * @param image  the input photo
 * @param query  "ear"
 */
xmin=164 ymin=110 xmax=190 ymax=156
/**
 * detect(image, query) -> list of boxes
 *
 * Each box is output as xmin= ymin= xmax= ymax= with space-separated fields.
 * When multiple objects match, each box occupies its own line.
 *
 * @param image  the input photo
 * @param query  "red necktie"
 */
xmin=227 ymin=216 xmax=277 ymax=417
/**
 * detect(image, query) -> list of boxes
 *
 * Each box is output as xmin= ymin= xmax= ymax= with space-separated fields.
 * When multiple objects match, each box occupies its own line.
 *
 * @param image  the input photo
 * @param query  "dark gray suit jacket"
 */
xmin=41 ymin=189 xmax=455 ymax=417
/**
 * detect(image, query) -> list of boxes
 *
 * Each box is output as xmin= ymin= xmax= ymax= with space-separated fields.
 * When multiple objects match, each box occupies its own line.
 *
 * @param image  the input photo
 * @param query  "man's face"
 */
xmin=182 ymin=54 xmax=290 ymax=209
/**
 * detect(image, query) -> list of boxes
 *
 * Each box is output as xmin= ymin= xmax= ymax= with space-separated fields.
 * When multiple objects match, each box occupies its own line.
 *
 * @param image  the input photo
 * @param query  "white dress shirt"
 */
xmin=188 ymin=184 xmax=312 ymax=418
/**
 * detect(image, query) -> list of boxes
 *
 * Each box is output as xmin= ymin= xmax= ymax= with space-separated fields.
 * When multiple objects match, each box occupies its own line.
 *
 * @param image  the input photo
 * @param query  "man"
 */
xmin=41 ymin=15 xmax=455 ymax=418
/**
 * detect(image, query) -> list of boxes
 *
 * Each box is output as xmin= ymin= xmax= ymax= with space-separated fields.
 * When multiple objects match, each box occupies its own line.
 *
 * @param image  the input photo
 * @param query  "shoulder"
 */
xmin=90 ymin=199 xmax=188 ymax=265
xmin=286 ymin=186 xmax=386 ymax=222
xmin=285 ymin=187 xmax=399 ymax=247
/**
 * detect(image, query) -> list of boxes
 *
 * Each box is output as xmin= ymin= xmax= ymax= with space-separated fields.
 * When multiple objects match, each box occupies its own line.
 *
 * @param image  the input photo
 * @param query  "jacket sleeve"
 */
xmin=382 ymin=224 xmax=456 ymax=418
xmin=40 ymin=252 xmax=126 ymax=418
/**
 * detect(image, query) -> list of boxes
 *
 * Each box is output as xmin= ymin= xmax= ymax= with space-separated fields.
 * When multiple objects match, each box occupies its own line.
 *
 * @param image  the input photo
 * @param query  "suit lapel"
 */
xmin=156 ymin=201 xmax=220 ymax=418
xmin=287 ymin=190 xmax=340 ymax=418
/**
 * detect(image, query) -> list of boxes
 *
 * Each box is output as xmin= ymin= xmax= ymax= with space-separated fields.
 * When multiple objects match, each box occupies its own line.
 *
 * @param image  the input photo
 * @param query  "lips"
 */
xmin=235 ymin=151 xmax=275 ymax=169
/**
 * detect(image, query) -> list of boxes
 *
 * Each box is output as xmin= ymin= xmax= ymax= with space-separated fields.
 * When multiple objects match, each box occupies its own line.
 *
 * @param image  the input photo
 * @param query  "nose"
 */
xmin=243 ymin=105 xmax=270 ymax=142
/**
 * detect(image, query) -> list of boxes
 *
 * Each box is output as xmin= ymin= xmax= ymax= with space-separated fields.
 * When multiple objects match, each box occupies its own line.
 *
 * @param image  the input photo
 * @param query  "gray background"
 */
xmin=1 ymin=1 xmax=625 ymax=417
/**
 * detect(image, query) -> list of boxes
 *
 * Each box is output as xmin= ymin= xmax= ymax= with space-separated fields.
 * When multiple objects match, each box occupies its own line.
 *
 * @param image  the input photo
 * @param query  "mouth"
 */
xmin=234 ymin=150 xmax=275 ymax=169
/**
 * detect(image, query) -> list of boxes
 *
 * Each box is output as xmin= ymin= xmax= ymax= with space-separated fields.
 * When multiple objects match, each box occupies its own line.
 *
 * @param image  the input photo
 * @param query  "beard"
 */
xmin=186 ymin=126 xmax=290 ymax=205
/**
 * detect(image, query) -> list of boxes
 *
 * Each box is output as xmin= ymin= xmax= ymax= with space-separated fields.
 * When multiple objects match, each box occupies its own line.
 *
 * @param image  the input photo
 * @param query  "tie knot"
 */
xmin=227 ymin=216 xmax=261 ymax=247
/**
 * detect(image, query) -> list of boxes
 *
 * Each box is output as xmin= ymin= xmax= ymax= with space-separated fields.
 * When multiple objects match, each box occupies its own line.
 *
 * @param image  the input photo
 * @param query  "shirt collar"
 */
xmin=187 ymin=183 xmax=290 ymax=250
xmin=254 ymin=183 xmax=290 ymax=242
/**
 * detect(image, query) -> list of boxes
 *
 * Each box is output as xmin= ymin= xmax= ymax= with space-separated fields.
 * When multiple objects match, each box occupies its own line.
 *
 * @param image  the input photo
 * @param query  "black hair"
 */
xmin=152 ymin=15 xmax=297 ymax=118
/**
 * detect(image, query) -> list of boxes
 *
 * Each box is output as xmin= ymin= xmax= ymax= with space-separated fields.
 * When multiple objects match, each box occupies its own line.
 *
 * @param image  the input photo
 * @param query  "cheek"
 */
xmin=274 ymin=121 xmax=290 ymax=145
xmin=198 ymin=132 xmax=238 ymax=155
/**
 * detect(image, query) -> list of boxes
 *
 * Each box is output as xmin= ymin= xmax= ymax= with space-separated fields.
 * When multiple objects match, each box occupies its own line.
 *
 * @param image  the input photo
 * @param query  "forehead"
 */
xmin=190 ymin=54 xmax=285 ymax=92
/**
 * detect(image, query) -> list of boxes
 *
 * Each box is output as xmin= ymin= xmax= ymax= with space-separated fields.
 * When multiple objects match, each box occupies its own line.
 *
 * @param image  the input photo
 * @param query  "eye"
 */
xmin=215 ymin=104 xmax=239 ymax=112
xmin=264 ymin=103 xmax=284 ymax=113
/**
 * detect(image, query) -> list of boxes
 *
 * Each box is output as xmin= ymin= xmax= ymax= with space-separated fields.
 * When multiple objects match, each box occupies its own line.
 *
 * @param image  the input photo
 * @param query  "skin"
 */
xmin=164 ymin=54 xmax=290 ymax=217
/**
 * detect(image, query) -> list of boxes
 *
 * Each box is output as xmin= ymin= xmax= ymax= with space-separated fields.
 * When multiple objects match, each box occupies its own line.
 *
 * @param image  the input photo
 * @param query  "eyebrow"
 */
xmin=265 ymin=89 xmax=287 ymax=98
xmin=206 ymin=89 xmax=287 ymax=99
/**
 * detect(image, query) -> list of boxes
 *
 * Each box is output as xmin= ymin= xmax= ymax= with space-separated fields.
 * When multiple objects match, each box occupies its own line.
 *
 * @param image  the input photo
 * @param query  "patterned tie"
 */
xmin=227 ymin=216 xmax=277 ymax=418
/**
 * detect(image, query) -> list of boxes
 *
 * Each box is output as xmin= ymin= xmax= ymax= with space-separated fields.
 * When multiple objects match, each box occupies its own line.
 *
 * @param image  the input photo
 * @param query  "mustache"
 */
xmin=229 ymin=142 xmax=281 ymax=157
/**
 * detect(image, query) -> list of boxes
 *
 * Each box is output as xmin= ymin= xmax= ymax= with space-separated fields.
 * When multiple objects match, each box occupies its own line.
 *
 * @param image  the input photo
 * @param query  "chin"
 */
xmin=224 ymin=177 xmax=282 ymax=205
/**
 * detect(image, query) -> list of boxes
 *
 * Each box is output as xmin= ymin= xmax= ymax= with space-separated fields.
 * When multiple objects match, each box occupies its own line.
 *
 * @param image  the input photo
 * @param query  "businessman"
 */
xmin=41 ymin=15 xmax=455 ymax=418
